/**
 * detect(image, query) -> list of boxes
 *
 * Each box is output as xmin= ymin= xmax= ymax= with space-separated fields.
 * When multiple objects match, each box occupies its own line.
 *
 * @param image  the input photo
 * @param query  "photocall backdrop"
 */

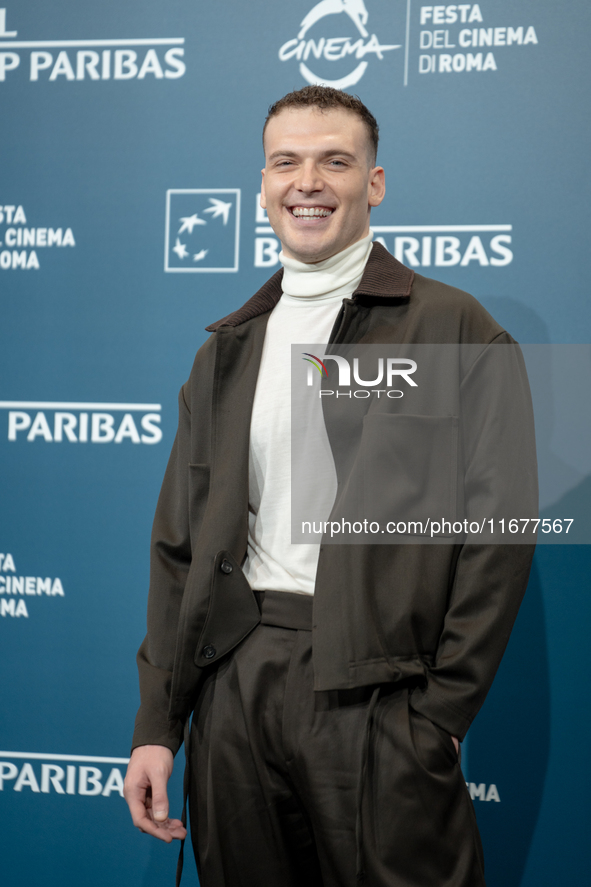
xmin=1 ymin=1 xmax=590 ymax=885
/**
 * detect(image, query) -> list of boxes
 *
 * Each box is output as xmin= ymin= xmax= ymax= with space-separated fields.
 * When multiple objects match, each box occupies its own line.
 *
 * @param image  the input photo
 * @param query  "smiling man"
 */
xmin=124 ymin=86 xmax=535 ymax=887
xmin=260 ymin=94 xmax=384 ymax=262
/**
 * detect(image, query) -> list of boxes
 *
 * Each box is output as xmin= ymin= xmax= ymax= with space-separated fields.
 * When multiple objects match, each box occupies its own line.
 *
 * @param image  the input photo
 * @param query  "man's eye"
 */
xmin=329 ymin=160 xmax=346 ymax=167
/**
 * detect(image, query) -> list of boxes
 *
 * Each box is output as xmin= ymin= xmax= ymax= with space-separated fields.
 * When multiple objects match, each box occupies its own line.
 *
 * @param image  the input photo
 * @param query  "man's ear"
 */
xmin=368 ymin=166 xmax=386 ymax=208
xmin=260 ymin=169 xmax=267 ymax=209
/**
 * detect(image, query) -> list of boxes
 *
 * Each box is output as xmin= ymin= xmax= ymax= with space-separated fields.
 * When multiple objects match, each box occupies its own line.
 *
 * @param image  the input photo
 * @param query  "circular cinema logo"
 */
xmin=278 ymin=1 xmax=400 ymax=89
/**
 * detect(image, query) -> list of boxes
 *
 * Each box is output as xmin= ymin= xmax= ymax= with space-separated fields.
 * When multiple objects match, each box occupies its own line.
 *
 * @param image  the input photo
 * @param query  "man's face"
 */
xmin=261 ymin=106 xmax=385 ymax=263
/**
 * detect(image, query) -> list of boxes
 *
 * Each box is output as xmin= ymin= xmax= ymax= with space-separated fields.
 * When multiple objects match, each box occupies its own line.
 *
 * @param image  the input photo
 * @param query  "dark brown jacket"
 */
xmin=132 ymin=243 xmax=536 ymax=754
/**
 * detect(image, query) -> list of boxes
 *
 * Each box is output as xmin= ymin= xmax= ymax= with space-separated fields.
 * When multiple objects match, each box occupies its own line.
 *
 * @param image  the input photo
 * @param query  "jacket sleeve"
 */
xmin=131 ymin=383 xmax=193 ymax=756
xmin=410 ymin=335 xmax=538 ymax=740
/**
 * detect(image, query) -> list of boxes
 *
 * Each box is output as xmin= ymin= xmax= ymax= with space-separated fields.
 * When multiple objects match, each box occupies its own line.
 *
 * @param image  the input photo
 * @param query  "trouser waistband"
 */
xmin=253 ymin=589 xmax=313 ymax=631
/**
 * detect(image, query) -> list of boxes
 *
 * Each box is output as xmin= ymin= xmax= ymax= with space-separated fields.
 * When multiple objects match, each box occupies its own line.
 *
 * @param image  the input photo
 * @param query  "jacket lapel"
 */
xmin=206 ymin=312 xmax=270 ymax=560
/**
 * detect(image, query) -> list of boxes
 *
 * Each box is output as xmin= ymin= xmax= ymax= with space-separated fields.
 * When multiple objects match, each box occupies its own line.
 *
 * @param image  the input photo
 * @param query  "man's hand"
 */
xmin=123 ymin=745 xmax=187 ymax=843
xmin=451 ymin=735 xmax=460 ymax=756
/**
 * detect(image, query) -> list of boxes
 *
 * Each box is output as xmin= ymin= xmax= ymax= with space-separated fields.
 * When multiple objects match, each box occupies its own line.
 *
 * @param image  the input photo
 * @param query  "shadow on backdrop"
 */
xmin=476 ymin=297 xmax=550 ymax=347
xmin=467 ymin=297 xmax=551 ymax=886
xmin=468 ymin=554 xmax=550 ymax=887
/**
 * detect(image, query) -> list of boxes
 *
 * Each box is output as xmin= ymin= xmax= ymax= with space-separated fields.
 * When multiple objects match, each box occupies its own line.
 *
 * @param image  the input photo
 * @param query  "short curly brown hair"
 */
xmin=263 ymin=85 xmax=379 ymax=163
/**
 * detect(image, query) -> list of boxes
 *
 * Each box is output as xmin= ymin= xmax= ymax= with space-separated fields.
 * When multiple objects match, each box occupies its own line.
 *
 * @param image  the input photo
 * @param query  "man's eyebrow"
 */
xmin=267 ymin=150 xmax=299 ymax=161
xmin=267 ymin=149 xmax=359 ymax=162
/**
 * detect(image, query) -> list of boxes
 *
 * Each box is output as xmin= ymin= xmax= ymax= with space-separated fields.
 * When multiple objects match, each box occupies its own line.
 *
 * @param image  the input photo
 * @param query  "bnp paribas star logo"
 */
xmin=278 ymin=0 xmax=400 ymax=89
xmin=164 ymin=189 xmax=241 ymax=273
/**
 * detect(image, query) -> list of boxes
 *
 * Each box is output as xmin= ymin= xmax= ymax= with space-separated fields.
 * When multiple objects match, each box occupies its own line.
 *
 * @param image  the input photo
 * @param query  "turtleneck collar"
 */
xmin=280 ymin=230 xmax=374 ymax=301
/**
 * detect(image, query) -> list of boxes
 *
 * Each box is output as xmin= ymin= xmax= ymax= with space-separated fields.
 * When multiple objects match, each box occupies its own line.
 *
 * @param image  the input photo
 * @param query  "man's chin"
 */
xmin=282 ymin=237 xmax=338 ymax=264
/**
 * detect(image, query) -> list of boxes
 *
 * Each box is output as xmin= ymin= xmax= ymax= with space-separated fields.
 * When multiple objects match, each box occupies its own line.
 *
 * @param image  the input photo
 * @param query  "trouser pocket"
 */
xmin=365 ymin=688 xmax=485 ymax=887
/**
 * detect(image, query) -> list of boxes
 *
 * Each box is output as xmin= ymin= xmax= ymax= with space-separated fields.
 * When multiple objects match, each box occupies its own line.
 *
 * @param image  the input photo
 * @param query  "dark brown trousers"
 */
xmin=189 ymin=591 xmax=485 ymax=887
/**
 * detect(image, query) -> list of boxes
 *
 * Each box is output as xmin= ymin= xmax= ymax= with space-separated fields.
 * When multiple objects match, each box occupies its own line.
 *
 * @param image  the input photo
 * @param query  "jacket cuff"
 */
xmin=131 ymin=713 xmax=185 ymax=757
xmin=408 ymin=685 xmax=473 ymax=741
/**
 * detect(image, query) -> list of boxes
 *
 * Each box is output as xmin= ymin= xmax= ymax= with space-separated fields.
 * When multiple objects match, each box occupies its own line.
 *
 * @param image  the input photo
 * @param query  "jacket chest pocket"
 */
xmin=360 ymin=414 xmax=459 ymax=535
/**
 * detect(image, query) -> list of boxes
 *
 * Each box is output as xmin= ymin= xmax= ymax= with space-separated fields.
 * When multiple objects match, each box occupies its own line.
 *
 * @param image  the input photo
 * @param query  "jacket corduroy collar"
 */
xmin=205 ymin=241 xmax=414 ymax=332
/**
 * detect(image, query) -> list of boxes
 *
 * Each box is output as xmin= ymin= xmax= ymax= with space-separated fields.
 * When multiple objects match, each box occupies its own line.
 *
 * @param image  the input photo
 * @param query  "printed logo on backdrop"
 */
xmin=371 ymin=223 xmax=512 ymax=267
xmin=0 ymin=552 xmax=64 ymax=619
xmin=0 ymin=751 xmax=128 ymax=798
xmin=0 ymin=401 xmax=162 ymax=445
xmin=278 ymin=0 xmax=402 ymax=89
xmin=253 ymin=195 xmax=512 ymax=269
xmin=0 ymin=7 xmax=185 ymax=84
xmin=165 ymin=190 xmax=241 ymax=273
xmin=417 ymin=3 xmax=538 ymax=76
xmin=0 ymin=203 xmax=74 ymax=271
xmin=467 ymin=782 xmax=500 ymax=802
xmin=276 ymin=3 xmax=538 ymax=89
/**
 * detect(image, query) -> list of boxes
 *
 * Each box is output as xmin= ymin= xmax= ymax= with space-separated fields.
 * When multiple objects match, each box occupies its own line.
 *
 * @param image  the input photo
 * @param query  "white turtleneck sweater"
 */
xmin=243 ymin=231 xmax=374 ymax=595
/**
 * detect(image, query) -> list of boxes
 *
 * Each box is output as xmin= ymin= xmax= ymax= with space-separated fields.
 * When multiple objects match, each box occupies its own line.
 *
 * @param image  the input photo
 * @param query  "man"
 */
xmin=124 ymin=86 xmax=536 ymax=886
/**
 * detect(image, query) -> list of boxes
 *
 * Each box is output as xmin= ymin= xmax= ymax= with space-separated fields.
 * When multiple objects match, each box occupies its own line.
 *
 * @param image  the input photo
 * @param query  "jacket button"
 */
xmin=202 ymin=644 xmax=216 ymax=660
xmin=220 ymin=559 xmax=233 ymax=574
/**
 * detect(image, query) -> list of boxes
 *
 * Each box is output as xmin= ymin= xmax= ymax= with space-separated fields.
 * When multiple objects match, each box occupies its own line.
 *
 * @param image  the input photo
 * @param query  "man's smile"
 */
xmin=288 ymin=206 xmax=335 ymax=220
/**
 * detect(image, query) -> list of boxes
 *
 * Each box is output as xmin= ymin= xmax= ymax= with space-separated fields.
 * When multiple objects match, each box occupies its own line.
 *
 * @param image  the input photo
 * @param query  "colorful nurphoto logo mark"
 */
xmin=302 ymin=353 xmax=328 ymax=376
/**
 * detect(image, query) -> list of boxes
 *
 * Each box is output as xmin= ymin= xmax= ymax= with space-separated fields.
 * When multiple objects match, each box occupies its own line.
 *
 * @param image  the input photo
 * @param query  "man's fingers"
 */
xmin=149 ymin=773 xmax=170 ymax=823
xmin=128 ymin=799 xmax=184 ymax=843
xmin=139 ymin=820 xmax=174 ymax=843
xmin=138 ymin=816 xmax=186 ymax=843
xmin=125 ymin=794 xmax=173 ymax=841
xmin=166 ymin=818 xmax=188 ymax=840
xmin=124 ymin=779 xmax=153 ymax=829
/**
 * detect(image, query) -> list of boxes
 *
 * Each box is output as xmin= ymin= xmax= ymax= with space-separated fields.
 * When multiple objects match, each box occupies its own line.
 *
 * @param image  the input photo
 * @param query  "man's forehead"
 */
xmin=264 ymin=106 xmax=368 ymax=154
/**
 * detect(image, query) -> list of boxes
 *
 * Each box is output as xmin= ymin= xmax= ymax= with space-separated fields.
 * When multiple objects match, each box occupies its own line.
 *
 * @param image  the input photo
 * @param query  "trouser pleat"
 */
xmin=189 ymin=590 xmax=485 ymax=887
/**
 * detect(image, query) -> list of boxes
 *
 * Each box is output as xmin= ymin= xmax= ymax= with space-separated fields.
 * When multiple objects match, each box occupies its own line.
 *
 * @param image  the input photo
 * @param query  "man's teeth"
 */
xmin=291 ymin=207 xmax=333 ymax=218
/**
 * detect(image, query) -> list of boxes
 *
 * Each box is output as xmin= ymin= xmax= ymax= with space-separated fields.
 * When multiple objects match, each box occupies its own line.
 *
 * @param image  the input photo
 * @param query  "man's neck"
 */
xmin=280 ymin=230 xmax=374 ymax=300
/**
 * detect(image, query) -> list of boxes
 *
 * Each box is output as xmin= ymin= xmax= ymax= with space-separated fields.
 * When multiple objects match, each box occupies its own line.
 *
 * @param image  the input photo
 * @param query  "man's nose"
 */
xmin=294 ymin=160 xmax=324 ymax=194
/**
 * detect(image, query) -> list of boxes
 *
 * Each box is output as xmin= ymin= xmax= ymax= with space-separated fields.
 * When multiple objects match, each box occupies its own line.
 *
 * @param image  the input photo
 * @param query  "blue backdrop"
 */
xmin=1 ymin=1 xmax=590 ymax=885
